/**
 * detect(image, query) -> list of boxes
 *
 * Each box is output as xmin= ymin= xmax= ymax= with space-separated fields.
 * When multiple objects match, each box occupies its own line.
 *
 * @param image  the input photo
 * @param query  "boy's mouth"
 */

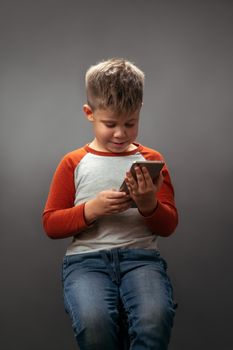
xmin=111 ymin=141 xmax=127 ymax=147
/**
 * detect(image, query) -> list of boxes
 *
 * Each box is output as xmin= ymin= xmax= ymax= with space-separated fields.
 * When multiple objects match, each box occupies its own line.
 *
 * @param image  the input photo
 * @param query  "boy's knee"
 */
xmin=73 ymin=308 xmax=107 ymax=334
xmin=71 ymin=309 xmax=119 ymax=349
xmin=131 ymin=302 xmax=175 ymax=338
xmin=146 ymin=302 xmax=175 ymax=329
xmin=127 ymin=303 xmax=175 ymax=349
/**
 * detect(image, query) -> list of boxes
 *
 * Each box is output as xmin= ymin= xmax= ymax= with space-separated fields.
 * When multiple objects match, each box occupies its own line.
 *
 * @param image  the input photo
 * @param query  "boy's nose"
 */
xmin=114 ymin=128 xmax=126 ymax=137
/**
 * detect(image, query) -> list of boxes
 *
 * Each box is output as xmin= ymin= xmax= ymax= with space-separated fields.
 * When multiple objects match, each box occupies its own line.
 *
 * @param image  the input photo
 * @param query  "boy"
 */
xmin=43 ymin=58 xmax=178 ymax=350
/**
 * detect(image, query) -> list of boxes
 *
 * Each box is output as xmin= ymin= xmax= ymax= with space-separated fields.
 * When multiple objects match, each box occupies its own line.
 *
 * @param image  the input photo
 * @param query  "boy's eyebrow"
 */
xmin=100 ymin=117 xmax=138 ymax=122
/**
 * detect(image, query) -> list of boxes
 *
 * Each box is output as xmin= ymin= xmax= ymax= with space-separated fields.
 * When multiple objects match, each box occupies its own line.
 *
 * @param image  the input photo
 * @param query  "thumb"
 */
xmin=157 ymin=173 xmax=164 ymax=189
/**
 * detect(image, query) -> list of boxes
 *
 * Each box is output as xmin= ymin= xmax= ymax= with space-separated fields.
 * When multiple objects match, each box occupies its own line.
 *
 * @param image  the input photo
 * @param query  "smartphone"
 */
xmin=119 ymin=160 xmax=165 ymax=193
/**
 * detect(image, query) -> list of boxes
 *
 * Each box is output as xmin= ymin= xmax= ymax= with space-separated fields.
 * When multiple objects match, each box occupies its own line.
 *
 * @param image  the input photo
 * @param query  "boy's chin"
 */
xmin=108 ymin=142 xmax=133 ymax=153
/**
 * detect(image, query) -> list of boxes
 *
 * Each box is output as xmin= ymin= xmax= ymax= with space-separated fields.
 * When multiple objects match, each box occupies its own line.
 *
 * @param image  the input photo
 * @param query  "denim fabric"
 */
xmin=62 ymin=248 xmax=177 ymax=350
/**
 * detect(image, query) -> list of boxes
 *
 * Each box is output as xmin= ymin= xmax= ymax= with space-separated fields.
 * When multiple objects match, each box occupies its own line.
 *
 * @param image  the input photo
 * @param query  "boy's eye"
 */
xmin=103 ymin=122 xmax=136 ymax=128
xmin=105 ymin=123 xmax=115 ymax=128
xmin=125 ymin=124 xmax=135 ymax=128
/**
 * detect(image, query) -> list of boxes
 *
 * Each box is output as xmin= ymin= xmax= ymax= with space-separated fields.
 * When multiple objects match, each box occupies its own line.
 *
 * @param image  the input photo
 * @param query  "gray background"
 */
xmin=1 ymin=0 xmax=233 ymax=349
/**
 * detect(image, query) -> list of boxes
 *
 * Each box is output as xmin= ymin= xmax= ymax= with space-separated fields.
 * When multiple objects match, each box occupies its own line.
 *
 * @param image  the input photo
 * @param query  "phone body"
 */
xmin=119 ymin=160 xmax=165 ymax=193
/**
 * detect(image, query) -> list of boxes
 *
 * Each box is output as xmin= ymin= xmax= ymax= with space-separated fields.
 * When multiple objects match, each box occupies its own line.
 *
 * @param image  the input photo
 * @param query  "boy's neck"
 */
xmin=88 ymin=139 xmax=138 ymax=153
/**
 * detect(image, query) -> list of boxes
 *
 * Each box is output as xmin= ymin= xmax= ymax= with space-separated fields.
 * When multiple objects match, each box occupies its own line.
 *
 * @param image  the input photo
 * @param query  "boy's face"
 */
xmin=83 ymin=105 xmax=140 ymax=153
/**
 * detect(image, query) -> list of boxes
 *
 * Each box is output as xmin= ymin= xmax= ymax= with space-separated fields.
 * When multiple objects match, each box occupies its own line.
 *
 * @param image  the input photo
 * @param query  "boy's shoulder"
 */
xmin=139 ymin=144 xmax=164 ymax=161
xmin=64 ymin=146 xmax=87 ymax=158
xmin=59 ymin=146 xmax=88 ymax=168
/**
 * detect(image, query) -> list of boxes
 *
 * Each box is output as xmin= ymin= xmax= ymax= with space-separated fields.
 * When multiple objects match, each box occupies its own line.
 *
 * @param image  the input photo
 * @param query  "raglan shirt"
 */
xmin=43 ymin=143 xmax=178 ymax=255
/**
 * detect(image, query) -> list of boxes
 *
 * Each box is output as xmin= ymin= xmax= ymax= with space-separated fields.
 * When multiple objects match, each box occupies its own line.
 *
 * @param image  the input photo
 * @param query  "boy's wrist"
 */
xmin=84 ymin=199 xmax=99 ymax=225
xmin=138 ymin=199 xmax=158 ymax=217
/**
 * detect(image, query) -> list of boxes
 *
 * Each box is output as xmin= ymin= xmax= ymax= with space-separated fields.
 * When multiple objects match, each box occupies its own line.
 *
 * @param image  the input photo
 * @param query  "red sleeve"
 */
xmin=140 ymin=146 xmax=178 ymax=236
xmin=42 ymin=148 xmax=89 ymax=239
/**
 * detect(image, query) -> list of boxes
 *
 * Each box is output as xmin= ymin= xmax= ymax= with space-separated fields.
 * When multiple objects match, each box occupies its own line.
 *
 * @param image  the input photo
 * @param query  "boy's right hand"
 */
xmin=84 ymin=190 xmax=132 ymax=224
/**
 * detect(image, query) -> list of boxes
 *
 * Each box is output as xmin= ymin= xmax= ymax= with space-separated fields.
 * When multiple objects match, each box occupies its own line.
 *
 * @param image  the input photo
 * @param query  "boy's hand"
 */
xmin=84 ymin=190 xmax=132 ymax=224
xmin=125 ymin=166 xmax=163 ymax=216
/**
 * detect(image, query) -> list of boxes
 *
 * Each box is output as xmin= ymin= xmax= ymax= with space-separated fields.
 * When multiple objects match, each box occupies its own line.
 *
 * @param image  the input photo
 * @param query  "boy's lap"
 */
xmin=63 ymin=249 xmax=173 ymax=314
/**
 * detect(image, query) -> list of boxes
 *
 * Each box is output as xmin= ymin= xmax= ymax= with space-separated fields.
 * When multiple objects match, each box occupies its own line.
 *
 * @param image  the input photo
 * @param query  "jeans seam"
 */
xmin=119 ymin=290 xmax=134 ymax=337
xmin=63 ymin=290 xmax=84 ymax=337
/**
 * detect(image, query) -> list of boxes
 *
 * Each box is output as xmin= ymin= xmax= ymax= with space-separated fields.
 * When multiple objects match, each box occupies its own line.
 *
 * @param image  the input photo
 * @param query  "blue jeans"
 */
xmin=62 ymin=248 xmax=177 ymax=350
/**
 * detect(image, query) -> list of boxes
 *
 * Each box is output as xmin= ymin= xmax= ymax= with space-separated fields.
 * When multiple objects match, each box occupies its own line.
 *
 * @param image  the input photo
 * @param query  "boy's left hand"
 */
xmin=125 ymin=166 xmax=163 ymax=216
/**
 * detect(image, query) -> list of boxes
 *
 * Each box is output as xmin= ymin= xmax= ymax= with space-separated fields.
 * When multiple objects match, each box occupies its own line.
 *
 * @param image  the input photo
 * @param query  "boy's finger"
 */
xmin=141 ymin=166 xmax=153 ymax=184
xmin=153 ymin=173 xmax=164 ymax=189
xmin=108 ymin=191 xmax=129 ymax=199
xmin=135 ymin=166 xmax=144 ymax=182
xmin=157 ymin=173 xmax=164 ymax=187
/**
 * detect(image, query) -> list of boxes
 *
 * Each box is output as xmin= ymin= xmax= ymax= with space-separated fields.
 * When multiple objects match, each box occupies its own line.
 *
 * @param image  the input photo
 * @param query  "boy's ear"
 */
xmin=83 ymin=104 xmax=94 ymax=121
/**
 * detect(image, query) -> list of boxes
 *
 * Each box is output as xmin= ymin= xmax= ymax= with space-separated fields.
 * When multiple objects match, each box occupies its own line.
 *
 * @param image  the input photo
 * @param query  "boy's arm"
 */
xmin=137 ymin=147 xmax=178 ymax=236
xmin=42 ymin=154 xmax=89 ymax=239
xmin=139 ymin=166 xmax=178 ymax=236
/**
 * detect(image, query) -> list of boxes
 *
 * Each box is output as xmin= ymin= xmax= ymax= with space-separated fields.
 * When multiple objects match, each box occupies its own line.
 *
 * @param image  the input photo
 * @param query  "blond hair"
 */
xmin=85 ymin=58 xmax=144 ymax=114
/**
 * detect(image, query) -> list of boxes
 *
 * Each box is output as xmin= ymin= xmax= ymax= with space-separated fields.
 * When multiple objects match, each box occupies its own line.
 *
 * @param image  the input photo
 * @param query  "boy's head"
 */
xmin=85 ymin=58 xmax=145 ymax=115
